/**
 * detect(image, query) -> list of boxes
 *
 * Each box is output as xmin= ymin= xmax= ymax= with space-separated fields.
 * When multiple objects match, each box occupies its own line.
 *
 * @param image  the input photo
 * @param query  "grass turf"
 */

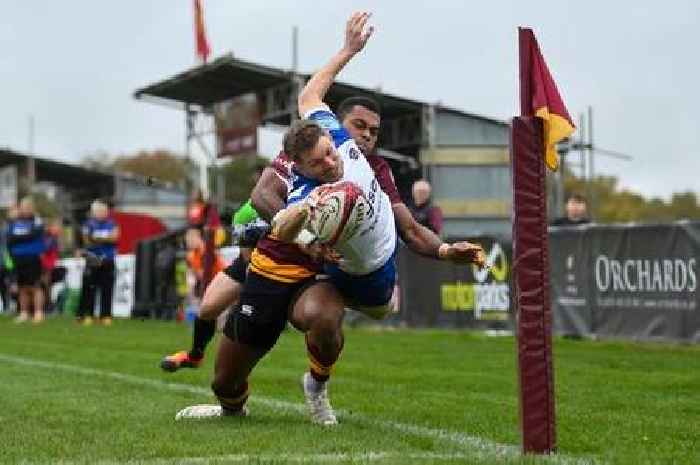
xmin=0 ymin=315 xmax=697 ymax=464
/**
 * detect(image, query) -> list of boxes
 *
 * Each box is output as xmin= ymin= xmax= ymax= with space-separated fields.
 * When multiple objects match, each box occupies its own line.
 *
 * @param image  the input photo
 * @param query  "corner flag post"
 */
xmin=511 ymin=27 xmax=575 ymax=454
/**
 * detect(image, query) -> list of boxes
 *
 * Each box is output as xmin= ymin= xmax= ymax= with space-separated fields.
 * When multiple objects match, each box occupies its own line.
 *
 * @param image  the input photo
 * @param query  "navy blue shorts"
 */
xmin=324 ymin=253 xmax=396 ymax=307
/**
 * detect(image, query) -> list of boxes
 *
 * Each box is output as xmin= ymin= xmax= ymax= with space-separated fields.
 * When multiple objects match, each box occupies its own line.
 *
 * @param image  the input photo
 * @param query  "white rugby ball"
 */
xmin=308 ymin=181 xmax=368 ymax=246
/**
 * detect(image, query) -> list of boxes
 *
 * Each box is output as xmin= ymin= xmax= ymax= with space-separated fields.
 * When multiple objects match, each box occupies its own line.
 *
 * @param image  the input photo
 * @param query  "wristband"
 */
xmin=271 ymin=209 xmax=284 ymax=226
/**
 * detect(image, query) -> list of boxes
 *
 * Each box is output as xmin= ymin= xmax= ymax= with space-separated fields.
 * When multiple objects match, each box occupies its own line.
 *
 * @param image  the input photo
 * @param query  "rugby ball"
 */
xmin=308 ymin=181 xmax=368 ymax=246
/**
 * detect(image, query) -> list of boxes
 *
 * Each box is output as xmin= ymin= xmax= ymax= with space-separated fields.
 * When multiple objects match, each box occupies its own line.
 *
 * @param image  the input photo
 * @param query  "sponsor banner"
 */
xmin=215 ymin=93 xmax=259 ymax=157
xmin=58 ymin=254 xmax=136 ymax=318
xmin=550 ymin=222 xmax=700 ymax=342
xmin=112 ymin=255 xmax=135 ymax=318
xmin=0 ymin=165 xmax=18 ymax=208
xmin=398 ymin=237 xmax=512 ymax=329
xmin=549 ymin=229 xmax=593 ymax=337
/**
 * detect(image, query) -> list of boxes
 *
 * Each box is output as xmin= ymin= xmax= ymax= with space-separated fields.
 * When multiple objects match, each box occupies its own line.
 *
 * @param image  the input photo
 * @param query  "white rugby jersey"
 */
xmin=303 ymin=105 xmax=397 ymax=275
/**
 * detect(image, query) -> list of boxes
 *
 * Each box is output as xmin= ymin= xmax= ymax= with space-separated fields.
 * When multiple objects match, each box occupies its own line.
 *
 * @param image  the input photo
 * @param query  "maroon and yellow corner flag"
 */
xmin=194 ymin=0 xmax=211 ymax=63
xmin=519 ymin=28 xmax=575 ymax=170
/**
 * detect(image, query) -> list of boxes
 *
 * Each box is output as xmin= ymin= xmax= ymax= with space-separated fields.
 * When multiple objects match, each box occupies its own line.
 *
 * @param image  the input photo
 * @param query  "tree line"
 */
xmin=563 ymin=174 xmax=700 ymax=223
xmin=82 ymin=150 xmax=699 ymax=224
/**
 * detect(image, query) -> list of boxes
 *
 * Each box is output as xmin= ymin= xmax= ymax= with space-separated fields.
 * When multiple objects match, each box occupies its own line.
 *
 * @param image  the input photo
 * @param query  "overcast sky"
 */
xmin=1 ymin=1 xmax=698 ymax=199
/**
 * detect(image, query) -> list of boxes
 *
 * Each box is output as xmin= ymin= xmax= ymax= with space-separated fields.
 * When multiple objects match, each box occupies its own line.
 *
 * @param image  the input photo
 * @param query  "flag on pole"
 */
xmin=194 ymin=0 xmax=211 ymax=63
xmin=519 ymin=28 xmax=575 ymax=171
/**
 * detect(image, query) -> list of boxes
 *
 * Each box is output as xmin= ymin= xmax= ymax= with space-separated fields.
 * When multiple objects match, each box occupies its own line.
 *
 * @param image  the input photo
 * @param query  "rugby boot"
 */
xmin=175 ymin=404 xmax=248 ymax=420
xmin=160 ymin=350 xmax=203 ymax=372
xmin=301 ymin=372 xmax=338 ymax=426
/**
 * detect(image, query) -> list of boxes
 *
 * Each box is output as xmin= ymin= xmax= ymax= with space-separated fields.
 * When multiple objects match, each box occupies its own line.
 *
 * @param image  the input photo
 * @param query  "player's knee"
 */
xmin=198 ymin=301 xmax=217 ymax=320
xmin=200 ymin=276 xmax=241 ymax=320
xmin=309 ymin=305 xmax=344 ymax=334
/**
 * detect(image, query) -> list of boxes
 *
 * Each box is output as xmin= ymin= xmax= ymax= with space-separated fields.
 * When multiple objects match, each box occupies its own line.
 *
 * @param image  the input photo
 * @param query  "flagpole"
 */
xmin=518 ymin=28 xmax=532 ymax=115
xmin=513 ymin=27 xmax=557 ymax=455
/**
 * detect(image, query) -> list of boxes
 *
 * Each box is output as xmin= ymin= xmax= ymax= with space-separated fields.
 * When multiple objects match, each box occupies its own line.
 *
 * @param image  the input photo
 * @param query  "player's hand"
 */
xmin=271 ymin=204 xmax=310 ymax=243
xmin=299 ymin=242 xmax=342 ymax=264
xmin=344 ymin=11 xmax=374 ymax=55
xmin=438 ymin=241 xmax=487 ymax=267
xmin=320 ymin=245 xmax=342 ymax=264
xmin=305 ymin=185 xmax=326 ymax=212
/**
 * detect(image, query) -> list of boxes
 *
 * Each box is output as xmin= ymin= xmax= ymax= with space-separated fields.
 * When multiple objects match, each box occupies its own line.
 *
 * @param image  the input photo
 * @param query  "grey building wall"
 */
xmin=435 ymin=111 xmax=509 ymax=146
xmin=430 ymin=165 xmax=511 ymax=201
xmin=425 ymin=111 xmax=512 ymax=241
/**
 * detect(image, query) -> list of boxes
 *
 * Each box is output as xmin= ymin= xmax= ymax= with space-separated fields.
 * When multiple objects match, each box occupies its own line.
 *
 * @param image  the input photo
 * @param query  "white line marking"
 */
xmin=0 ymin=353 xmax=600 ymax=465
xmin=19 ymin=451 xmax=478 ymax=465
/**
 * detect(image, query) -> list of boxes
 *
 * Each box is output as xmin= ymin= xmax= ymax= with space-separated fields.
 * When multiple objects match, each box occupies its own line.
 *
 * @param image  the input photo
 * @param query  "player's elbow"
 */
xmin=250 ymin=184 xmax=272 ymax=220
xmin=398 ymin=220 xmax=421 ymax=246
xmin=250 ymin=188 xmax=264 ymax=216
xmin=298 ymin=89 xmax=321 ymax=117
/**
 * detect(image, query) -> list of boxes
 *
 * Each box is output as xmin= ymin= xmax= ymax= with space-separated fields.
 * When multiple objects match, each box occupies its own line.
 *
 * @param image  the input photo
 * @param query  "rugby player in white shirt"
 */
xmin=272 ymin=11 xmax=484 ymax=318
xmin=180 ymin=11 xmax=485 ymax=427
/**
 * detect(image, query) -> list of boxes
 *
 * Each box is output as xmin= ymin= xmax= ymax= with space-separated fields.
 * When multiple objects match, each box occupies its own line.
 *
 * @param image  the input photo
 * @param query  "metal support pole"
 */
xmin=420 ymin=103 xmax=436 ymax=182
xmin=292 ymin=26 xmax=299 ymax=73
xmin=555 ymin=146 xmax=566 ymax=217
xmin=587 ymin=106 xmax=594 ymax=219
xmin=27 ymin=115 xmax=36 ymax=194
xmin=289 ymin=74 xmax=304 ymax=122
xmin=578 ymin=113 xmax=589 ymax=207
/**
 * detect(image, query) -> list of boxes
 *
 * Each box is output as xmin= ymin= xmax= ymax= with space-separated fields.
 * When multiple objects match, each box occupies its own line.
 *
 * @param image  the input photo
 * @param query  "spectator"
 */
xmin=77 ymin=200 xmax=119 ymax=326
xmin=187 ymin=187 xmax=224 ymax=247
xmin=41 ymin=219 xmax=62 ymax=312
xmin=409 ymin=179 xmax=443 ymax=235
xmin=6 ymin=197 xmax=46 ymax=323
xmin=187 ymin=189 xmax=208 ymax=229
xmin=552 ymin=194 xmax=591 ymax=226
xmin=2 ymin=205 xmax=19 ymax=314
xmin=1 ymin=205 xmax=17 ymax=314
xmin=184 ymin=227 xmax=226 ymax=300
xmin=181 ymin=227 xmax=227 ymax=328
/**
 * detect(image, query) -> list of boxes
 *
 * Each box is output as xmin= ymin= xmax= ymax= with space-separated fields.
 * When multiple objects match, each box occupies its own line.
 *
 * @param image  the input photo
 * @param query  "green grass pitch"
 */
xmin=0 ymin=315 xmax=697 ymax=465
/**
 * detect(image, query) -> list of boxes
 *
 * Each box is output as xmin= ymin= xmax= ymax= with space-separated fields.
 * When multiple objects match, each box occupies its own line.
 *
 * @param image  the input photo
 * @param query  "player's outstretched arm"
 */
xmin=393 ymin=203 xmax=486 ymax=267
xmin=297 ymin=11 xmax=374 ymax=117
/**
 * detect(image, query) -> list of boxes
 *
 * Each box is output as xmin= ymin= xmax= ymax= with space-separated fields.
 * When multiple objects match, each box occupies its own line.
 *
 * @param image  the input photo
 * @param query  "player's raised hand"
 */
xmin=439 ymin=241 xmax=487 ymax=267
xmin=344 ymin=11 xmax=374 ymax=54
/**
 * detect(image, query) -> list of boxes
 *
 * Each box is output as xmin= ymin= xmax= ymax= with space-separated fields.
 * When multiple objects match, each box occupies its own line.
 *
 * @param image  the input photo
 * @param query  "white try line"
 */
xmin=18 ymin=451 xmax=478 ymax=465
xmin=0 ymin=353 xmax=600 ymax=465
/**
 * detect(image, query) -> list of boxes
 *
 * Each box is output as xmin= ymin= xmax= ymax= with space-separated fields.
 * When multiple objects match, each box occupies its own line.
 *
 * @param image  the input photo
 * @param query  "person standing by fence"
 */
xmin=77 ymin=200 xmax=119 ymax=326
xmin=409 ymin=179 xmax=443 ymax=235
xmin=6 ymin=197 xmax=46 ymax=323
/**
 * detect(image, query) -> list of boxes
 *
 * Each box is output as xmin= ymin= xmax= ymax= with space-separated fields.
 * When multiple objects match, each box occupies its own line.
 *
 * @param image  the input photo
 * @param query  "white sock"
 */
xmin=305 ymin=372 xmax=326 ymax=394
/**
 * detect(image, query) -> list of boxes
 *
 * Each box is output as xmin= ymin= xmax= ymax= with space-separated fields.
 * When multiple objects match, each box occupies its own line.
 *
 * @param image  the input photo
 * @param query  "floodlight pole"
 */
xmin=292 ymin=26 xmax=299 ymax=73
xmin=587 ymin=106 xmax=595 ymax=217
xmin=185 ymin=104 xmax=212 ymax=200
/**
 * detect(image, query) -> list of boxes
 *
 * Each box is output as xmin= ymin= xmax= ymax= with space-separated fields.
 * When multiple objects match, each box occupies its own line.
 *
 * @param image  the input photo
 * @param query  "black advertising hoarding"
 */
xmin=398 ymin=237 xmax=512 ymax=329
xmin=549 ymin=227 xmax=595 ymax=337
xmin=550 ymin=222 xmax=699 ymax=342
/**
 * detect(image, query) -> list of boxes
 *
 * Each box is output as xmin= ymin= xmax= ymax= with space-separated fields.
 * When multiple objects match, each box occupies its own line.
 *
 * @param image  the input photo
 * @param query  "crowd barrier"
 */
xmin=550 ymin=221 xmax=700 ymax=343
xmin=129 ymin=222 xmax=699 ymax=343
xmin=396 ymin=237 xmax=513 ymax=329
